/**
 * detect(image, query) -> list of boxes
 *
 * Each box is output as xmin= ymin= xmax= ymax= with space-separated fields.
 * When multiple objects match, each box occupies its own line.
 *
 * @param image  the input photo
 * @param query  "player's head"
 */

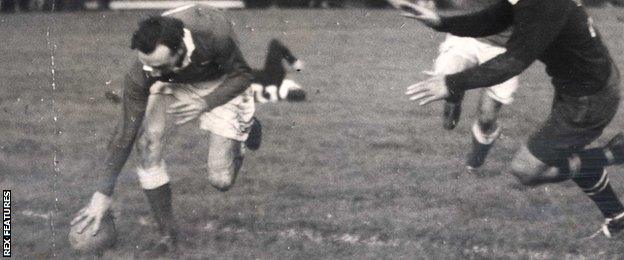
xmin=131 ymin=16 xmax=186 ymax=77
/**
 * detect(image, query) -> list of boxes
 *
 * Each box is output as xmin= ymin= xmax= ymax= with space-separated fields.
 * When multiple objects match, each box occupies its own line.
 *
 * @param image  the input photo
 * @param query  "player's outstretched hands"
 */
xmin=167 ymin=97 xmax=208 ymax=125
xmin=386 ymin=0 xmax=441 ymax=27
xmin=70 ymin=192 xmax=113 ymax=236
xmin=405 ymin=75 xmax=450 ymax=105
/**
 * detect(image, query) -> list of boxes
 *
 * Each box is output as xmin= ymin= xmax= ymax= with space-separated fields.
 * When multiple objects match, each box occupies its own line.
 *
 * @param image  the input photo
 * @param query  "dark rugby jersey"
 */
xmin=436 ymin=0 xmax=614 ymax=97
xmin=125 ymin=4 xmax=253 ymax=111
xmin=97 ymin=5 xmax=252 ymax=194
xmin=477 ymin=28 xmax=511 ymax=48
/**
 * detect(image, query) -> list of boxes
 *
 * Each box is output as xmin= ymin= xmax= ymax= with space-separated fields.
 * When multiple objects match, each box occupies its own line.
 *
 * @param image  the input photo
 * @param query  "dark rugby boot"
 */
xmin=590 ymin=212 xmax=624 ymax=239
xmin=244 ymin=117 xmax=262 ymax=151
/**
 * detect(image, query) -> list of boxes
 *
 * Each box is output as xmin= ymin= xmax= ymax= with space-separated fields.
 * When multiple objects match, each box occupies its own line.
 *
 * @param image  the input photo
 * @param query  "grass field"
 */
xmin=2 ymin=6 xmax=624 ymax=259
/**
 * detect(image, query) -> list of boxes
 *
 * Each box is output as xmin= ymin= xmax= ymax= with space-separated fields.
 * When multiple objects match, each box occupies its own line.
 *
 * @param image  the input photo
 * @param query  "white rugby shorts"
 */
xmin=149 ymin=78 xmax=255 ymax=141
xmin=433 ymin=34 xmax=519 ymax=104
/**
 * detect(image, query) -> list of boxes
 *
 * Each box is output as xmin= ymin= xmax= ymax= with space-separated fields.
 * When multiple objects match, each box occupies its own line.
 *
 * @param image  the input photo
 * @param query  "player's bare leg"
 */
xmin=466 ymin=92 xmax=502 ymax=172
xmin=137 ymin=94 xmax=169 ymax=171
xmin=207 ymin=133 xmax=244 ymax=191
xmin=244 ymin=117 xmax=262 ymax=151
xmin=135 ymin=93 xmax=178 ymax=256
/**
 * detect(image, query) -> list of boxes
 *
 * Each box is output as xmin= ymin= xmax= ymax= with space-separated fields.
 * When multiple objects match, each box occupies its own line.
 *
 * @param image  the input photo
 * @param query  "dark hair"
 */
xmin=131 ymin=16 xmax=185 ymax=54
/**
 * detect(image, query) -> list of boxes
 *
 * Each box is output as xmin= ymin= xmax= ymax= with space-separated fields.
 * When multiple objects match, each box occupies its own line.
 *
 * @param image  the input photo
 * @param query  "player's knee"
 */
xmin=510 ymin=147 xmax=548 ymax=186
xmin=477 ymin=100 xmax=501 ymax=132
xmin=510 ymin=159 xmax=539 ymax=186
xmin=206 ymin=138 xmax=243 ymax=191
xmin=207 ymin=155 xmax=240 ymax=191
xmin=136 ymin=130 xmax=164 ymax=152
xmin=478 ymin=105 xmax=497 ymax=125
xmin=207 ymin=165 xmax=235 ymax=191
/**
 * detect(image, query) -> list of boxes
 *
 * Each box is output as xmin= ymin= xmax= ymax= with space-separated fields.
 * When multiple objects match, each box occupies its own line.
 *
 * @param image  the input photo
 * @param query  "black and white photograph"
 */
xmin=2 ymin=0 xmax=624 ymax=258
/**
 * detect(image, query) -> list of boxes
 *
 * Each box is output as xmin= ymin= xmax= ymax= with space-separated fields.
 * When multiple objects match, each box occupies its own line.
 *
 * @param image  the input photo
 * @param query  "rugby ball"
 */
xmin=68 ymin=214 xmax=117 ymax=253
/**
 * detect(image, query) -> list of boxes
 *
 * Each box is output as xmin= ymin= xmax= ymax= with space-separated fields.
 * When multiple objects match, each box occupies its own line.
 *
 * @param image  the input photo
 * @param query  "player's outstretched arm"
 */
xmin=405 ymin=75 xmax=450 ymax=105
xmin=433 ymin=1 xmax=513 ymax=37
xmin=444 ymin=0 xmax=571 ymax=93
xmin=388 ymin=0 xmax=512 ymax=37
xmin=72 ymin=68 xmax=148 ymax=235
xmin=407 ymin=0 xmax=572 ymax=106
xmin=97 ymin=72 xmax=148 ymax=196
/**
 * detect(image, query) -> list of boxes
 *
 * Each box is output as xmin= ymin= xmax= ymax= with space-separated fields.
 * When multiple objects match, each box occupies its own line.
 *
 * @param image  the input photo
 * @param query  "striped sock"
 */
xmin=572 ymin=169 xmax=624 ymax=218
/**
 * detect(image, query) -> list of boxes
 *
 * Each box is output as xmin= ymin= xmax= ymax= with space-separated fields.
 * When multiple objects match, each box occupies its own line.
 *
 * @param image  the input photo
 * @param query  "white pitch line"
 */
xmin=21 ymin=210 xmax=52 ymax=220
xmin=110 ymin=0 xmax=244 ymax=10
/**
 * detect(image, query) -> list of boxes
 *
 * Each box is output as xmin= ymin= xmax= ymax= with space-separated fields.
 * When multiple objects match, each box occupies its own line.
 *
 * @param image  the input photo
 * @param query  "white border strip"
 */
xmin=110 ymin=1 xmax=244 ymax=10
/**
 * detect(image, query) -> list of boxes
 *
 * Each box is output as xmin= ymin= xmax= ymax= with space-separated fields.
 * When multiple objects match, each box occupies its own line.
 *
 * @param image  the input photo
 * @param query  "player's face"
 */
xmin=138 ymin=44 xmax=183 ymax=77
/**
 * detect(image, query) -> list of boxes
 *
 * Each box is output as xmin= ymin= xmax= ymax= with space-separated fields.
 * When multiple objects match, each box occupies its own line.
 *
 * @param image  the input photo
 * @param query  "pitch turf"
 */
xmin=2 ymin=7 xmax=624 ymax=259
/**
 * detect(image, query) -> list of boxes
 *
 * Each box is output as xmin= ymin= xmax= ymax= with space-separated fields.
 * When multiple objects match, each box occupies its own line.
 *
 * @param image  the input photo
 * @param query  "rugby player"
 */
xmin=392 ymin=0 xmax=624 ymax=237
xmin=430 ymin=29 xmax=517 ymax=173
xmin=70 ymin=4 xmax=261 ymax=256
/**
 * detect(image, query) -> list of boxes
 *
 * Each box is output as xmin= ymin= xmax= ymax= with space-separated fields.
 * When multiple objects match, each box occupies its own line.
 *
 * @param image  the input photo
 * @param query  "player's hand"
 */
xmin=405 ymin=75 xmax=450 ymax=105
xmin=167 ymin=98 xmax=207 ymax=125
xmin=386 ymin=0 xmax=441 ymax=27
xmin=70 ymin=192 xmax=112 ymax=236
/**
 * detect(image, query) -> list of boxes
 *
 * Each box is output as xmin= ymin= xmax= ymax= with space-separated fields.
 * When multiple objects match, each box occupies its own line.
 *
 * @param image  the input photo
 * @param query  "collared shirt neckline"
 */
xmin=142 ymin=28 xmax=196 ymax=72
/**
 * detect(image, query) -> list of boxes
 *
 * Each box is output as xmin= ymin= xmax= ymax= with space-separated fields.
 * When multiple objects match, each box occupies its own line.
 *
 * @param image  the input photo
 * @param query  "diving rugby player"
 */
xmin=71 ymin=4 xmax=260 ymax=255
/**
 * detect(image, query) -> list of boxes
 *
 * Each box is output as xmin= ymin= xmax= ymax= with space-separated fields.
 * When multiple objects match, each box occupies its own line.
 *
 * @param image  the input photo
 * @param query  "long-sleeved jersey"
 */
xmin=435 ymin=0 xmax=614 ymax=97
xmin=97 ymin=5 xmax=253 ymax=195
xmin=477 ymin=28 xmax=511 ymax=48
xmin=128 ymin=4 xmax=253 ymax=111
